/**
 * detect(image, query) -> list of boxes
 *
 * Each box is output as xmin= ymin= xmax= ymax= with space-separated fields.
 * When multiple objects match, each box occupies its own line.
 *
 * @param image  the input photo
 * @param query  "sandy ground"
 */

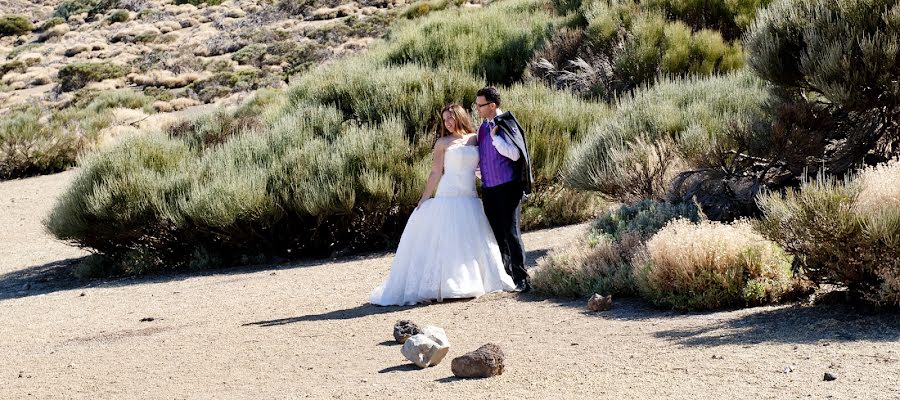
xmin=1 ymin=171 xmax=900 ymax=399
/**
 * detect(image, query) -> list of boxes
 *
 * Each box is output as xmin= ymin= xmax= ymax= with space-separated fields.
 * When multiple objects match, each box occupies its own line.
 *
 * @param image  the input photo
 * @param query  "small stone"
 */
xmin=587 ymin=293 xmax=612 ymax=312
xmin=783 ymin=366 xmax=793 ymax=373
xmin=400 ymin=326 xmax=450 ymax=368
xmin=824 ymin=372 xmax=837 ymax=381
xmin=711 ymin=355 xmax=724 ymax=360
xmin=79 ymin=292 xmax=86 ymax=297
xmin=393 ymin=320 xmax=420 ymax=343
xmin=451 ymin=343 xmax=505 ymax=378
xmin=140 ymin=317 xmax=155 ymax=322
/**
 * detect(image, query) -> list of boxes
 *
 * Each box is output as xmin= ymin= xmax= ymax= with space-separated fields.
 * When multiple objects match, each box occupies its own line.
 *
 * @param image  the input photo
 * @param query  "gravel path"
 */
xmin=1 ymin=171 xmax=899 ymax=399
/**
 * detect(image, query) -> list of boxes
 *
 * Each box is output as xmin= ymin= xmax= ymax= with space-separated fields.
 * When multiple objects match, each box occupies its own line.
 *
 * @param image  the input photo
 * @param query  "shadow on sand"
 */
xmin=0 ymin=252 xmax=391 ymax=302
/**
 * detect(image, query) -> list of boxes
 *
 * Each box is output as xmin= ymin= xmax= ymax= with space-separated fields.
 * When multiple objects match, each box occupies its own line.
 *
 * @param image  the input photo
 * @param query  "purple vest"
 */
xmin=478 ymin=121 xmax=516 ymax=188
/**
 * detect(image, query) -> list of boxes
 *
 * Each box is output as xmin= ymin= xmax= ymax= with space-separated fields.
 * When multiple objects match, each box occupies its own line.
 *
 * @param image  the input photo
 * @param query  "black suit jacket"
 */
xmin=493 ymin=111 xmax=534 ymax=195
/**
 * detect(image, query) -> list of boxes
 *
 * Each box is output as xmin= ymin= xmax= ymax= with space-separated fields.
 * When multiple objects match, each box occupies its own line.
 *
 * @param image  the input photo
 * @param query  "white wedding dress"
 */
xmin=369 ymin=141 xmax=516 ymax=306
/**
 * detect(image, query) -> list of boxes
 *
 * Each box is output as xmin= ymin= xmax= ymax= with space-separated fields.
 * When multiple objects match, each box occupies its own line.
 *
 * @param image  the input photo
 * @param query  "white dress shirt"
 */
xmin=489 ymin=108 xmax=521 ymax=161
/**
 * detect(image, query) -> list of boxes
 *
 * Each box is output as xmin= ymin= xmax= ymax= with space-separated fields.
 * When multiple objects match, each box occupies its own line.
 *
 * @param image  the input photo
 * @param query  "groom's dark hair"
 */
xmin=476 ymin=86 xmax=501 ymax=107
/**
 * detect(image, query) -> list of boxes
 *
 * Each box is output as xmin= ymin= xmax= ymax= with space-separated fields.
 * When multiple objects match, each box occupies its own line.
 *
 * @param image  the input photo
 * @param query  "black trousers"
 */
xmin=482 ymin=180 xmax=528 ymax=284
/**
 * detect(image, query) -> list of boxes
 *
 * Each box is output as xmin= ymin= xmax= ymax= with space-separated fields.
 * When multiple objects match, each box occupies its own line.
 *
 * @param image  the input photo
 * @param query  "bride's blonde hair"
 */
xmin=438 ymin=104 xmax=476 ymax=138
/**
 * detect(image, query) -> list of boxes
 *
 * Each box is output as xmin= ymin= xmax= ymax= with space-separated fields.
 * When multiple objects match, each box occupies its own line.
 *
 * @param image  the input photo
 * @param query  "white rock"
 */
xmin=400 ymin=326 xmax=450 ymax=368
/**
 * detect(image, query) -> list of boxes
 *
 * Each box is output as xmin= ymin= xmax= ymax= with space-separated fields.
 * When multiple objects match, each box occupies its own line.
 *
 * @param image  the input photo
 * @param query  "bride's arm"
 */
xmin=417 ymin=139 xmax=447 ymax=208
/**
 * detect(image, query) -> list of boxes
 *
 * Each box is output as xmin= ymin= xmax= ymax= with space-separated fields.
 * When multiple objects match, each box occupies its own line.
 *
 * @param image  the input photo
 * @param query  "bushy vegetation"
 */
xmin=45 ymin=97 xmax=430 ymax=275
xmin=758 ymin=162 xmax=900 ymax=307
xmin=564 ymin=72 xmax=772 ymax=218
xmin=0 ymin=108 xmax=85 ymax=179
xmin=555 ymin=0 xmax=900 ymax=309
xmin=0 ymin=90 xmax=154 ymax=180
xmin=642 ymin=0 xmax=772 ymax=39
xmin=382 ymin=0 xmax=560 ymax=85
xmin=532 ymin=0 xmax=747 ymax=100
xmin=54 ymin=0 xmax=119 ymax=20
xmin=636 ymin=219 xmax=795 ymax=310
xmin=745 ymin=0 xmax=900 ymax=172
xmin=174 ymin=0 xmax=225 ymax=5
xmin=40 ymin=0 xmax=900 ymax=313
xmin=401 ymin=0 xmax=464 ymax=19
xmin=38 ymin=17 xmax=65 ymax=32
xmin=107 ymin=9 xmax=130 ymax=23
xmin=58 ymin=63 xmax=129 ymax=92
xmin=0 ymin=15 xmax=34 ymax=37
xmin=532 ymin=200 xmax=700 ymax=297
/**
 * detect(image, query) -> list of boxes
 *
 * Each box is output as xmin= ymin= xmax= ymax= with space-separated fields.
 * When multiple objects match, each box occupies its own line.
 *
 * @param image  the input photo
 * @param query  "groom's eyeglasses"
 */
xmin=474 ymin=102 xmax=494 ymax=109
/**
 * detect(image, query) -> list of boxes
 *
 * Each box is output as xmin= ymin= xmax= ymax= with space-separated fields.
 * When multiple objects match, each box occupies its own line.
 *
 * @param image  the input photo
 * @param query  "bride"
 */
xmin=369 ymin=104 xmax=516 ymax=306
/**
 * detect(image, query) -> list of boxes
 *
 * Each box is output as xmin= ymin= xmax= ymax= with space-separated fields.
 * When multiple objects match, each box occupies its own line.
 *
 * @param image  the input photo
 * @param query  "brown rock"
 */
xmin=587 ymin=293 xmax=612 ymax=312
xmin=451 ymin=343 xmax=505 ymax=378
xmin=392 ymin=320 xmax=420 ymax=343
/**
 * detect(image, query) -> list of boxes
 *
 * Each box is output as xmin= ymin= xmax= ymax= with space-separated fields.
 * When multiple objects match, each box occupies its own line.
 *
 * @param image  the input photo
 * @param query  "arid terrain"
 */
xmin=2 ymin=170 xmax=899 ymax=399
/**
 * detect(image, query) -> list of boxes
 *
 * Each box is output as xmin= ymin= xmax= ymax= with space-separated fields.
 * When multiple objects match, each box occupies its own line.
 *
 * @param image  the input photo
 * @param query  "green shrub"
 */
xmin=642 ymin=0 xmax=772 ymax=39
xmin=401 ymin=0 xmax=462 ymax=19
xmin=231 ymin=44 xmax=267 ymax=66
xmin=0 ymin=107 xmax=83 ymax=179
xmin=58 ymin=63 xmax=128 ymax=91
xmin=521 ymin=185 xmax=605 ymax=231
xmin=1 ymin=60 xmax=27 ymax=77
xmin=531 ymin=200 xmax=699 ymax=297
xmin=746 ymin=0 xmax=900 ymax=114
xmin=536 ymin=0 xmax=745 ymax=100
xmin=174 ymin=0 xmax=225 ymax=5
xmin=266 ymin=41 xmax=329 ymax=76
xmin=54 ymin=0 xmax=118 ymax=19
xmin=38 ymin=17 xmax=65 ymax=32
xmin=593 ymin=199 xmax=700 ymax=242
xmin=7 ymin=43 xmax=42 ymax=60
xmin=758 ymin=162 xmax=900 ymax=307
xmin=532 ymin=232 xmax=635 ymax=297
xmin=287 ymin=59 xmax=483 ymax=138
xmin=504 ymin=81 xmax=610 ymax=184
xmin=381 ymin=0 xmax=560 ymax=85
xmin=82 ymin=90 xmax=155 ymax=114
xmin=187 ymin=70 xmax=277 ymax=103
xmin=0 ymin=15 xmax=34 ymax=37
xmin=107 ymin=9 xmax=130 ymax=23
xmin=45 ymin=102 xmax=430 ymax=274
xmin=636 ymin=219 xmax=795 ymax=310
xmin=564 ymin=71 xmax=771 ymax=203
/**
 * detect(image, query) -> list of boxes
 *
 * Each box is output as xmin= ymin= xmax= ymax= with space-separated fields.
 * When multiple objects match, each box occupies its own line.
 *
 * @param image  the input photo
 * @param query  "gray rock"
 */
xmin=393 ymin=320 xmax=420 ymax=344
xmin=400 ymin=326 xmax=450 ymax=368
xmin=451 ymin=343 xmax=505 ymax=378
xmin=587 ymin=293 xmax=612 ymax=312
xmin=824 ymin=372 xmax=837 ymax=381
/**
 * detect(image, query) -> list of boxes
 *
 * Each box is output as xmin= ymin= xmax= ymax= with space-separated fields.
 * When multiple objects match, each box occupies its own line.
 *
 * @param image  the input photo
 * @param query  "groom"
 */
xmin=475 ymin=86 xmax=534 ymax=293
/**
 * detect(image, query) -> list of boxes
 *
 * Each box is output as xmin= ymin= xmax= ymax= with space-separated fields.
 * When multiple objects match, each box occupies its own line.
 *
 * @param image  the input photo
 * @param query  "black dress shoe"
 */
xmin=514 ymin=280 xmax=531 ymax=293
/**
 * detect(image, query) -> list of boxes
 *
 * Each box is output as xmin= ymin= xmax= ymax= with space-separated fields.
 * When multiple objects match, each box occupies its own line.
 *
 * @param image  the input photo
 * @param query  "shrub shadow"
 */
xmin=653 ymin=303 xmax=900 ymax=346
xmin=0 ymin=252 xmax=392 ymax=302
